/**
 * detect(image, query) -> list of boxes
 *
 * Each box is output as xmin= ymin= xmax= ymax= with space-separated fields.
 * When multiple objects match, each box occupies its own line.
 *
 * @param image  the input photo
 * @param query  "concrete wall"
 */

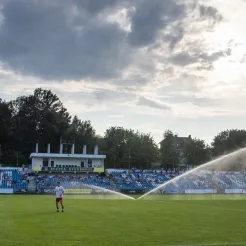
xmin=32 ymin=157 xmax=104 ymax=169
xmin=92 ymin=159 xmax=104 ymax=168
xmin=32 ymin=157 xmax=43 ymax=169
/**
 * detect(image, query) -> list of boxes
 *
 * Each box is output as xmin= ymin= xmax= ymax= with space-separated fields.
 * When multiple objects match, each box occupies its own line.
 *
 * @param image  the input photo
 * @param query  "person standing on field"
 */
xmin=54 ymin=181 xmax=64 ymax=212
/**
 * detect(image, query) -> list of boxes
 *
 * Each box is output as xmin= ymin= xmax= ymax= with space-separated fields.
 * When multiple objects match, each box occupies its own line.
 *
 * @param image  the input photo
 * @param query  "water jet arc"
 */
xmin=65 ymin=182 xmax=136 ymax=200
xmin=137 ymin=147 xmax=246 ymax=200
xmin=89 ymin=185 xmax=136 ymax=200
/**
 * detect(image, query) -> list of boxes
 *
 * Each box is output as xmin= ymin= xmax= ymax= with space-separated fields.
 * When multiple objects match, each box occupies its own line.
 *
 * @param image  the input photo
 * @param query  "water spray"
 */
xmin=138 ymin=147 xmax=246 ymax=200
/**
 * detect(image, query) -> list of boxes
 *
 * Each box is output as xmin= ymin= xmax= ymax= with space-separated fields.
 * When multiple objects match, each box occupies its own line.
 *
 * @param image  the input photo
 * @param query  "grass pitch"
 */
xmin=1 ymin=195 xmax=246 ymax=246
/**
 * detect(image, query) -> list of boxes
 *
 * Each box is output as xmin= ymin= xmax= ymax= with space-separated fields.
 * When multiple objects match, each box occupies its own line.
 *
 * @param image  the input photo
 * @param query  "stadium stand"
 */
xmin=109 ymin=169 xmax=175 ymax=191
xmin=35 ymin=174 xmax=113 ymax=191
xmin=1 ymin=168 xmax=246 ymax=194
xmin=0 ymin=169 xmax=28 ymax=191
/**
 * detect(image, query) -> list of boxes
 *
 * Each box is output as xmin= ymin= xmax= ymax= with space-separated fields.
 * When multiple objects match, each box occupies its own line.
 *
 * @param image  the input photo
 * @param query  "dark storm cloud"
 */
xmin=128 ymin=0 xmax=185 ymax=47
xmin=0 ymin=0 xmax=223 ymax=81
xmin=199 ymin=5 xmax=223 ymax=22
xmin=137 ymin=96 xmax=171 ymax=110
xmin=169 ymin=53 xmax=198 ymax=66
xmin=74 ymin=0 xmax=129 ymax=14
xmin=0 ymin=0 xmax=129 ymax=80
xmin=127 ymin=1 xmax=223 ymax=48
xmin=169 ymin=49 xmax=231 ymax=67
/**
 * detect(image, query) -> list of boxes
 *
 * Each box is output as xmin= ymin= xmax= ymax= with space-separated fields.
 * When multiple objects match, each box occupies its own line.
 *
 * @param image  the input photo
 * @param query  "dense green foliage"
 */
xmin=1 ymin=195 xmax=246 ymax=246
xmin=183 ymin=138 xmax=211 ymax=168
xmin=212 ymin=129 xmax=246 ymax=156
xmin=1 ymin=88 xmax=246 ymax=168
xmin=0 ymin=89 xmax=158 ymax=168
xmin=159 ymin=130 xmax=180 ymax=170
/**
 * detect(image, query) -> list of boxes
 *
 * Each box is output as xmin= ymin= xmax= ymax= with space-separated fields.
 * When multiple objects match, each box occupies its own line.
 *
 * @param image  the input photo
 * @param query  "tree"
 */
xmin=103 ymin=127 xmax=133 ymax=168
xmin=65 ymin=116 xmax=96 ymax=153
xmin=159 ymin=130 xmax=180 ymax=170
xmin=8 ymin=88 xmax=71 ymax=162
xmin=0 ymin=99 xmax=13 ymax=163
xmin=121 ymin=132 xmax=158 ymax=169
xmin=0 ymin=99 xmax=12 ymax=145
xmin=183 ymin=138 xmax=211 ymax=168
xmin=103 ymin=127 xmax=158 ymax=169
xmin=212 ymin=129 xmax=246 ymax=157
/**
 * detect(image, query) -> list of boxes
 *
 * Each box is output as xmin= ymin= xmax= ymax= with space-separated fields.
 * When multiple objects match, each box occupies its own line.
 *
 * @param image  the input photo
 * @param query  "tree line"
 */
xmin=0 ymin=88 xmax=246 ymax=169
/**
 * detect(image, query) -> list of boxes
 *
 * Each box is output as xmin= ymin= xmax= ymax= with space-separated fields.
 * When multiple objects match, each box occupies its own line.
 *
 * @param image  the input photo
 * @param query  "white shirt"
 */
xmin=55 ymin=186 xmax=64 ymax=198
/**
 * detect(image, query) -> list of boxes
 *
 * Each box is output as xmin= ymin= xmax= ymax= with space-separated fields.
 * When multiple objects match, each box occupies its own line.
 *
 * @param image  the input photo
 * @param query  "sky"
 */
xmin=0 ymin=0 xmax=246 ymax=145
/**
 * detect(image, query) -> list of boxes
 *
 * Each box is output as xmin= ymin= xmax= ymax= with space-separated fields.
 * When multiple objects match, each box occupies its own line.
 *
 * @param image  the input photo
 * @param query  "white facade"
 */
xmin=30 ymin=143 xmax=106 ymax=172
xmin=31 ymin=153 xmax=105 ymax=168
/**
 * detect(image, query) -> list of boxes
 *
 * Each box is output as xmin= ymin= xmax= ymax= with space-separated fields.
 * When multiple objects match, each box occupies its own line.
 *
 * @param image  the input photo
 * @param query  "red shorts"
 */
xmin=56 ymin=197 xmax=63 ymax=203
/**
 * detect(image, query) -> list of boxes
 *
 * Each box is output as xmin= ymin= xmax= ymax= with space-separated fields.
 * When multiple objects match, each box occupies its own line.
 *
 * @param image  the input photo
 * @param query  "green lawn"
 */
xmin=1 ymin=195 xmax=246 ymax=246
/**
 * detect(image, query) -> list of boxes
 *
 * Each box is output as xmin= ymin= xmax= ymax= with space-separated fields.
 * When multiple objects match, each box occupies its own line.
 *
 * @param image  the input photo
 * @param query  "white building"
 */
xmin=30 ymin=143 xmax=106 ymax=173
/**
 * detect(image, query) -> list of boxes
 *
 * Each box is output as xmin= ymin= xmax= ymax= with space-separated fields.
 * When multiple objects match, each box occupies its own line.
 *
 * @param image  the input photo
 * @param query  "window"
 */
xmin=81 ymin=161 xmax=84 ymax=168
xmin=43 ymin=158 xmax=48 ymax=167
xmin=88 ymin=159 xmax=92 ymax=168
xmin=51 ymin=161 xmax=54 ymax=167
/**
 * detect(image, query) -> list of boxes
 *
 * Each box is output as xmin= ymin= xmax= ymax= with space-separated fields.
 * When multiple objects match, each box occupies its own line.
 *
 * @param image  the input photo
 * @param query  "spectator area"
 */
xmin=1 ymin=168 xmax=246 ymax=193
